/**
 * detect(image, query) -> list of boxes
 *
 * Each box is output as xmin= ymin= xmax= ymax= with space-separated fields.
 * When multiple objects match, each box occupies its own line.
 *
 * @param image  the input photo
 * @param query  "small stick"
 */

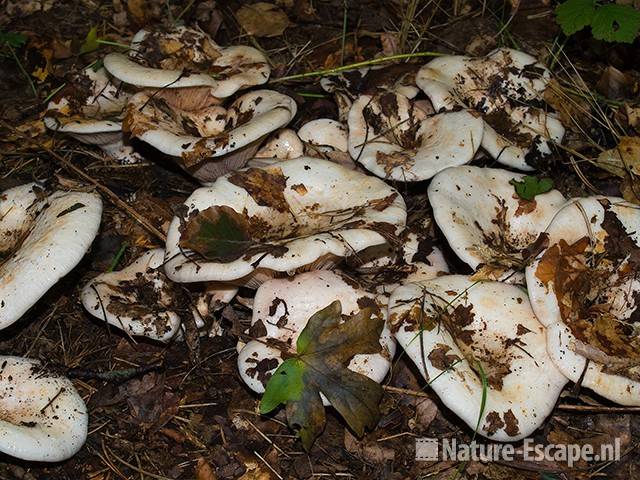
xmin=66 ymin=363 xmax=163 ymax=383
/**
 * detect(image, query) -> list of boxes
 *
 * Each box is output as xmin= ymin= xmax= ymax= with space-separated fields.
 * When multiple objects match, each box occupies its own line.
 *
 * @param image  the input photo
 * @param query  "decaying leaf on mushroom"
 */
xmin=0 ymin=182 xmax=102 ymax=330
xmin=44 ymin=66 xmax=143 ymax=165
xmin=417 ymin=48 xmax=565 ymax=171
xmin=388 ymin=275 xmax=567 ymax=441
xmin=347 ymin=91 xmax=483 ymax=181
xmin=0 ymin=356 xmax=88 ymax=462
xmin=526 ymin=196 xmax=640 ymax=405
xmin=428 ymin=166 xmax=566 ymax=281
xmin=123 ymin=89 xmax=297 ymax=183
xmin=163 ymin=157 xmax=407 ymax=288
xmin=237 ymin=270 xmax=396 ymax=398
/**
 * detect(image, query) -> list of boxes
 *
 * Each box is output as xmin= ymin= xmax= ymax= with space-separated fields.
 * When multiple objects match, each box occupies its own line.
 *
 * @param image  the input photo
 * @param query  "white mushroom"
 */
xmin=525 ymin=197 xmax=640 ymax=405
xmin=237 ymin=270 xmax=395 ymax=403
xmin=81 ymin=248 xmax=181 ymax=342
xmin=164 ymin=157 xmax=406 ymax=287
xmin=348 ymin=92 xmax=483 ymax=181
xmin=124 ymin=89 xmax=297 ymax=183
xmin=428 ymin=166 xmax=566 ymax=277
xmin=0 ymin=356 xmax=88 ymax=461
xmin=103 ymin=27 xmax=269 ymax=97
xmin=44 ymin=67 xmax=142 ymax=165
xmin=388 ymin=275 xmax=567 ymax=441
xmin=298 ymin=119 xmax=348 ymax=153
xmin=417 ymin=48 xmax=564 ymax=170
xmin=0 ymin=183 xmax=102 ymax=329
xmin=353 ymin=216 xmax=449 ymax=294
xmin=254 ymin=128 xmax=304 ymax=160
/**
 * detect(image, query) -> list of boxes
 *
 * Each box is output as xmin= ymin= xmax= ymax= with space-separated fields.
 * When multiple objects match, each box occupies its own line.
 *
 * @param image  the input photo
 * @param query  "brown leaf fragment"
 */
xmin=228 ymin=167 xmax=290 ymax=212
xmin=236 ymin=2 xmax=289 ymax=38
xmin=428 ymin=344 xmax=461 ymax=370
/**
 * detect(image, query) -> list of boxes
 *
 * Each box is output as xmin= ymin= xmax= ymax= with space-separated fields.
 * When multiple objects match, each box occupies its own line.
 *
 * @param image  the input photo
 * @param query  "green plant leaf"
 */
xmin=591 ymin=4 xmax=640 ymax=43
xmin=260 ymin=301 xmax=385 ymax=450
xmin=510 ymin=176 xmax=554 ymax=201
xmin=80 ymin=26 xmax=100 ymax=54
xmin=0 ymin=31 xmax=27 ymax=49
xmin=555 ymin=0 xmax=597 ymax=36
xmin=178 ymin=205 xmax=253 ymax=262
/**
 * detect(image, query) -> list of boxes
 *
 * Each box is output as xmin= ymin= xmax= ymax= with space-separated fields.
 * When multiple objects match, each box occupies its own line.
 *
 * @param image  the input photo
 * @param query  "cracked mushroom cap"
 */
xmin=43 ymin=67 xmax=142 ymax=165
xmin=0 ymin=356 xmax=88 ymax=462
xmin=237 ymin=270 xmax=396 ymax=403
xmin=348 ymin=92 xmax=483 ymax=181
xmin=103 ymin=26 xmax=269 ymax=97
xmin=428 ymin=166 xmax=566 ymax=275
xmin=388 ymin=275 xmax=567 ymax=441
xmin=0 ymin=183 xmax=102 ymax=329
xmin=124 ymin=89 xmax=297 ymax=183
xmin=81 ymin=249 xmax=181 ymax=342
xmin=164 ymin=157 xmax=407 ymax=286
xmin=525 ymin=197 xmax=640 ymax=405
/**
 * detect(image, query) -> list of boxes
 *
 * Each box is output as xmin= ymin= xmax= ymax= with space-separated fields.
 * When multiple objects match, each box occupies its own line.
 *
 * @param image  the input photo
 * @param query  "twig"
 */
xmin=6 ymin=43 xmax=37 ymax=97
xmin=0 ymin=120 xmax=167 ymax=242
xmin=270 ymin=51 xmax=443 ymax=83
xmin=66 ymin=362 xmax=163 ymax=383
xmin=383 ymin=385 xmax=430 ymax=397
xmin=557 ymin=404 xmax=640 ymax=413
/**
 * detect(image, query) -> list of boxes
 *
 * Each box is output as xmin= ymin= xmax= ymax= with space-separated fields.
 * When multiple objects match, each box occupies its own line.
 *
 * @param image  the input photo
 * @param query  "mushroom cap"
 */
xmin=164 ymin=157 xmax=407 ymax=284
xmin=0 ymin=356 xmax=88 ymax=461
xmin=480 ymin=107 xmax=565 ymax=171
xmin=348 ymin=92 xmax=483 ymax=181
xmin=525 ymin=196 xmax=640 ymax=405
xmin=237 ymin=270 xmax=396 ymax=404
xmin=417 ymin=49 xmax=562 ymax=171
xmin=103 ymin=27 xmax=269 ymax=97
xmin=354 ymin=216 xmax=449 ymax=294
xmin=428 ymin=166 xmax=566 ymax=272
xmin=43 ymin=67 xmax=143 ymax=165
xmin=388 ymin=275 xmax=567 ymax=441
xmin=124 ymin=89 xmax=297 ymax=182
xmin=417 ymin=48 xmax=550 ymax=114
xmin=81 ymin=248 xmax=181 ymax=342
xmin=298 ymin=119 xmax=348 ymax=152
xmin=0 ymin=184 xmax=102 ymax=329
xmin=255 ymin=128 xmax=304 ymax=160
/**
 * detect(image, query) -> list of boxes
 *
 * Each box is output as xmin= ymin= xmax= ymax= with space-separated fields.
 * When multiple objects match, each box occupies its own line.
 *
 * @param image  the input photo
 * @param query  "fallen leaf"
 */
xmin=80 ymin=26 xmax=100 ymax=55
xmin=595 ymin=136 xmax=640 ymax=177
xmin=259 ymin=301 xmax=384 ymax=450
xmin=509 ymin=175 xmax=554 ymax=201
xmin=344 ymin=430 xmax=395 ymax=464
xmin=228 ymin=167 xmax=289 ymax=212
xmin=236 ymin=3 xmax=289 ymax=38
xmin=196 ymin=458 xmax=217 ymax=480
xmin=179 ymin=206 xmax=253 ymax=262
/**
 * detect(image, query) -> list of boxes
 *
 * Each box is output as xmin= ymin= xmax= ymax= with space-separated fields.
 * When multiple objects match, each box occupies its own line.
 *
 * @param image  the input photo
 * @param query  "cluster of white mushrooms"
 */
xmin=2 ymin=25 xmax=639 ymax=461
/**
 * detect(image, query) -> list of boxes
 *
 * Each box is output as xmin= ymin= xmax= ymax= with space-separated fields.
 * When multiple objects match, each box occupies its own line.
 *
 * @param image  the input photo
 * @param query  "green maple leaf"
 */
xmin=555 ymin=0 xmax=597 ymax=36
xmin=179 ymin=205 xmax=253 ymax=262
xmin=591 ymin=4 xmax=640 ymax=43
xmin=510 ymin=176 xmax=554 ymax=201
xmin=260 ymin=301 xmax=385 ymax=450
